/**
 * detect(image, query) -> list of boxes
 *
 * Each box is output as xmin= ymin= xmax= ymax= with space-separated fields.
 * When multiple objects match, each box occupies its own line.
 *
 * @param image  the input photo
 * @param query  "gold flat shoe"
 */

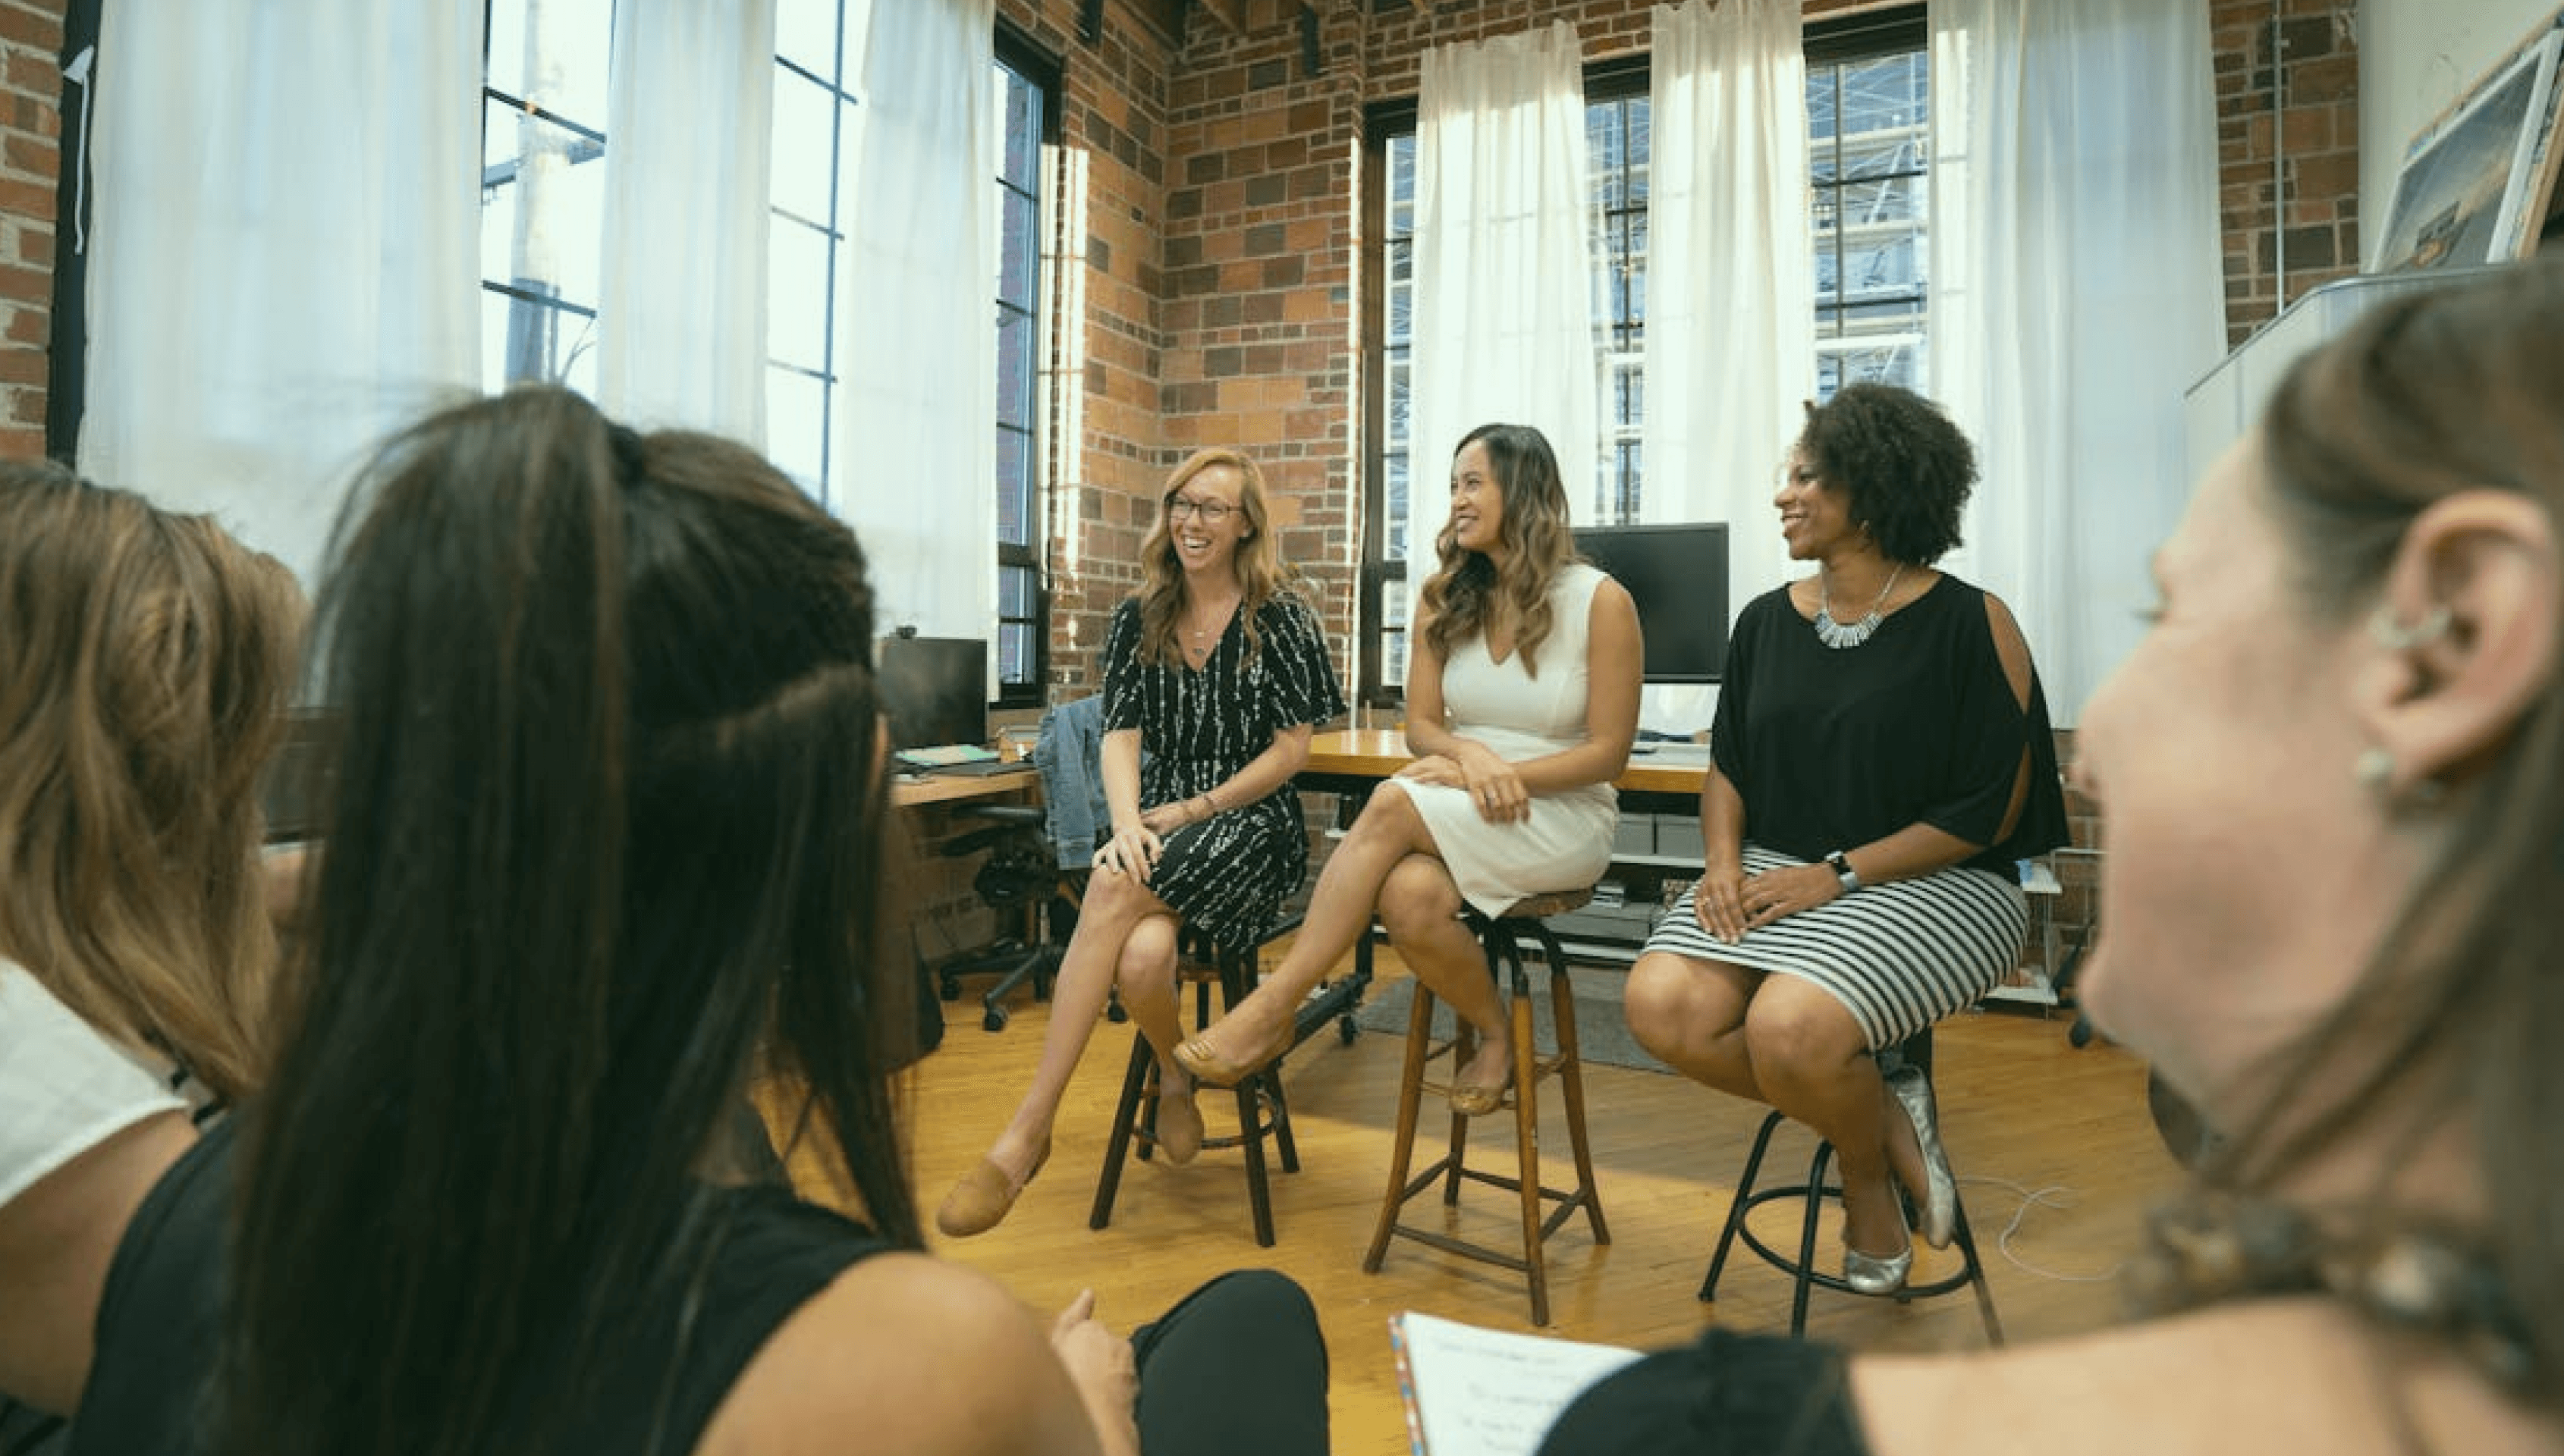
xmin=1174 ymin=1028 xmax=1284 ymax=1089
xmin=1153 ymin=1091 xmax=1203 ymax=1166
xmin=1449 ymin=1062 xmax=1515 ymax=1117
xmin=934 ymin=1138 xmax=1050 ymax=1239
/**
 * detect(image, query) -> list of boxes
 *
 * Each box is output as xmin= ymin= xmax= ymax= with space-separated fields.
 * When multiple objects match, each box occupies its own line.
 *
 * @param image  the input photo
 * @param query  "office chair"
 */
xmin=936 ymin=804 xmax=1082 ymax=1032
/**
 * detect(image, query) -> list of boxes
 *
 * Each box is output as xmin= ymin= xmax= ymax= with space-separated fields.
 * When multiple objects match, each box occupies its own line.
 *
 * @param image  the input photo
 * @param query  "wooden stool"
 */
xmin=1362 ymin=889 xmax=1608 ymax=1326
xmin=1089 ymin=928 xmax=1299 ymax=1247
xmin=1697 ymin=1028 xmax=2003 ymax=1342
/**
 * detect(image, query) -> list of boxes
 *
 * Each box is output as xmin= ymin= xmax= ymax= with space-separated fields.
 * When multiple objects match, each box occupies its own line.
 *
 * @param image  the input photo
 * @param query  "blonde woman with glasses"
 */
xmin=938 ymin=448 xmax=1345 ymax=1238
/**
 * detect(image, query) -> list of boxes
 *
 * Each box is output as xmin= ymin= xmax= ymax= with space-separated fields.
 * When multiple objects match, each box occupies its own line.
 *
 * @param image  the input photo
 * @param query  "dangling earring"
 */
xmin=2369 ymin=603 xmax=2452 ymax=651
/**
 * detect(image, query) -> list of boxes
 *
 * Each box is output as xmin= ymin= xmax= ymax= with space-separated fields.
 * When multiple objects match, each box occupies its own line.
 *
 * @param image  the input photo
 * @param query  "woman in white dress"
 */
xmin=1175 ymin=423 xmax=1642 ymax=1108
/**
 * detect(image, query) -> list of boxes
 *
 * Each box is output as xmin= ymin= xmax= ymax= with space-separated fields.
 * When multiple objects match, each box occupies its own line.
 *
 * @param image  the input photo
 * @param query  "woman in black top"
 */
xmin=70 ymin=391 xmax=1330 ymax=1456
xmin=1623 ymin=384 xmax=2069 ymax=1295
xmin=938 ymin=447 xmax=1345 ymax=1238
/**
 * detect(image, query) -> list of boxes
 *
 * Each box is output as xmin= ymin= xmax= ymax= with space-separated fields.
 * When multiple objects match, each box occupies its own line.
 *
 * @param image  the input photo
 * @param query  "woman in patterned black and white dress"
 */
xmin=1623 ymin=384 xmax=2070 ymax=1297
xmin=938 ymin=448 xmax=1346 ymax=1239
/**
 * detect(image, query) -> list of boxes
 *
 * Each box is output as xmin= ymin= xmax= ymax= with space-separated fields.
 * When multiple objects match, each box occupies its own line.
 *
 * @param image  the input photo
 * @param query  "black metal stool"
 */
xmin=1089 ymin=927 xmax=1301 ymax=1247
xmin=1698 ymin=1028 xmax=2003 ymax=1341
xmin=1362 ymin=889 xmax=1608 ymax=1326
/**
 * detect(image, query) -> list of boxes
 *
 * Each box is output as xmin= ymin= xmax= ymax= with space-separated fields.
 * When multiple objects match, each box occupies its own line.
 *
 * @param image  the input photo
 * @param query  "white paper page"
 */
xmin=1392 ymin=1311 xmax=1644 ymax=1456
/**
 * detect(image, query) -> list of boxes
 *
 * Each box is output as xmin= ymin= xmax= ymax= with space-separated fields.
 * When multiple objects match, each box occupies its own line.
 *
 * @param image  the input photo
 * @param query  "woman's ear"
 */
xmin=2353 ymin=490 xmax=2559 ymax=791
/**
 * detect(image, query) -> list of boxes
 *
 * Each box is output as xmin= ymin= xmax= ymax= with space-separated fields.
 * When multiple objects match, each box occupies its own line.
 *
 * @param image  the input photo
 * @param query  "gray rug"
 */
xmin=1352 ymin=965 xmax=1674 ymax=1075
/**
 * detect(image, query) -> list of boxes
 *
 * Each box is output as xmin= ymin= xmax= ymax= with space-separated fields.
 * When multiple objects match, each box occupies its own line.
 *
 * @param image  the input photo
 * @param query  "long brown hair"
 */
xmin=1133 ymin=447 xmax=1293 ymax=665
xmin=0 ymin=461 xmax=303 ymax=1102
xmin=1417 ymin=422 xmax=1580 ymax=676
xmin=222 ymin=387 xmax=918 ymax=1456
xmin=2126 ymin=259 xmax=2564 ymax=1398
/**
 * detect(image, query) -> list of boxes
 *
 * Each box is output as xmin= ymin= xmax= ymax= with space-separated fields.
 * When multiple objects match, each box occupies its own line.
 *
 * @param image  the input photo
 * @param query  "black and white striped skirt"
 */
xmin=1640 ymin=844 xmax=2028 ymax=1051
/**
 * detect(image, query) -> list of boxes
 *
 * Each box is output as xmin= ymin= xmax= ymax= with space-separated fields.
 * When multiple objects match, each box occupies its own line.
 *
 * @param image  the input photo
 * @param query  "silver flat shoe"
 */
xmin=1843 ymin=1243 xmax=1913 ymax=1296
xmin=1888 ymin=1065 xmax=1957 ymax=1250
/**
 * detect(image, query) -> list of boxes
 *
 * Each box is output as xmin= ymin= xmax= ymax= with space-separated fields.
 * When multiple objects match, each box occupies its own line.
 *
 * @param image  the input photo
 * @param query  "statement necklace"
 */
xmin=1814 ymin=563 xmax=1905 ymax=650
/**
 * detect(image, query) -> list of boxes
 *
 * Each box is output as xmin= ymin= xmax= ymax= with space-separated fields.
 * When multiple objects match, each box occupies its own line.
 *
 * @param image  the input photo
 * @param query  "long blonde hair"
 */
xmin=1417 ymin=423 xmax=1579 ymax=677
xmin=0 ymin=463 xmax=304 ymax=1101
xmin=1133 ymin=447 xmax=1293 ymax=665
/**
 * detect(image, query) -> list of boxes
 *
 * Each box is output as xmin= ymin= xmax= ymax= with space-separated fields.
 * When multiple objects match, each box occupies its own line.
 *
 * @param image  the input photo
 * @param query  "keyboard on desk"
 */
xmin=1632 ymin=741 xmax=1713 ymax=767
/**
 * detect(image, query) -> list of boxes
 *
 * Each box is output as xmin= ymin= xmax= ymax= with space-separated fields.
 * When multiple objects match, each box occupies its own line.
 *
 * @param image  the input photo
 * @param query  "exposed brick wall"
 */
xmin=0 ymin=0 xmax=61 ymax=460
xmin=2211 ymin=0 xmax=2361 ymax=346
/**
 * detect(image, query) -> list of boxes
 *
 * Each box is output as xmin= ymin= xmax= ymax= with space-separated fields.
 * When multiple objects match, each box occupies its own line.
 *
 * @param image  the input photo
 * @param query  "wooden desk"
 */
xmin=890 ymin=762 xmax=1041 ymax=809
xmin=1303 ymin=728 xmax=1710 ymax=803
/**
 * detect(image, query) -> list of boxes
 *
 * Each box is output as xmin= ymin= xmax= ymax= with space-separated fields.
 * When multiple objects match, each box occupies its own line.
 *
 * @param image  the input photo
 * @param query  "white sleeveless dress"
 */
xmin=1403 ymin=563 xmax=1619 ymax=917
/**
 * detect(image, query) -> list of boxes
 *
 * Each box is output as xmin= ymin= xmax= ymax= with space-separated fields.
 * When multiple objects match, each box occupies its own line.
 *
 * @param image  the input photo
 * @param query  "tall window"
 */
xmin=479 ymin=2 xmax=610 ymax=396
xmin=993 ymin=36 xmax=1054 ymax=706
xmin=476 ymin=2 xmax=1054 ymax=704
xmin=1359 ymin=11 xmax=1926 ymax=701
xmin=1808 ymin=18 xmax=1930 ymax=395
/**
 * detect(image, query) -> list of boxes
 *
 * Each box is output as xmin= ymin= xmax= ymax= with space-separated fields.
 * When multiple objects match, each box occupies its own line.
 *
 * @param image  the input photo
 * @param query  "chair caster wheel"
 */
xmin=1337 ymin=1015 xmax=1358 ymax=1046
xmin=938 ymin=976 xmax=961 ymax=1001
xmin=2068 ymin=1015 xmax=2094 ymax=1048
xmin=1107 ymin=1001 xmax=1129 ymax=1024
xmin=982 ymin=1006 xmax=1010 ymax=1033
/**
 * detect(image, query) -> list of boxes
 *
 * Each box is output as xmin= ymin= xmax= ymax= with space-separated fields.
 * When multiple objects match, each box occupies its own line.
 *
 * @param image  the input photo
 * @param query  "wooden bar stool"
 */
xmin=1089 ymin=927 xmax=1299 ymax=1247
xmin=1697 ymin=1028 xmax=2003 ymax=1342
xmin=1362 ymin=889 xmax=1608 ymax=1326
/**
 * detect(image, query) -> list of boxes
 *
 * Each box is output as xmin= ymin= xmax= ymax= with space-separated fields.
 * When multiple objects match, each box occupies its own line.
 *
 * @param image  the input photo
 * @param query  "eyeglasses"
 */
xmin=1164 ymin=494 xmax=1236 ymax=525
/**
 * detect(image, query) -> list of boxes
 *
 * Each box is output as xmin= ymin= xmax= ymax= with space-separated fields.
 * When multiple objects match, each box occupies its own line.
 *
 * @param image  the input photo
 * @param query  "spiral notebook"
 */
xmin=1387 ymin=1312 xmax=1641 ymax=1456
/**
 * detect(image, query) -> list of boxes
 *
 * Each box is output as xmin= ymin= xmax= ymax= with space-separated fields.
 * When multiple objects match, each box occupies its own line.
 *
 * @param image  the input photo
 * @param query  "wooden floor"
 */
xmin=792 ymin=944 xmax=2184 ymax=1456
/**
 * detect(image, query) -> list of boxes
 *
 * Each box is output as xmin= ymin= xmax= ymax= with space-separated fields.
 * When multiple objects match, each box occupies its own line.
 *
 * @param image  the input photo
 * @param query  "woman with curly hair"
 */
xmin=1619 ymin=382 xmax=2070 ymax=1296
xmin=1548 ymin=256 xmax=2564 ymax=1456
xmin=1174 ymin=423 xmax=1642 ymax=1112
xmin=937 ymin=447 xmax=1345 ymax=1238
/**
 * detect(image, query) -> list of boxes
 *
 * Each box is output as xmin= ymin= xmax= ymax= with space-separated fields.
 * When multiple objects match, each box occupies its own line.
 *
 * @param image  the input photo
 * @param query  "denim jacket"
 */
xmin=1032 ymin=695 xmax=1111 ymax=866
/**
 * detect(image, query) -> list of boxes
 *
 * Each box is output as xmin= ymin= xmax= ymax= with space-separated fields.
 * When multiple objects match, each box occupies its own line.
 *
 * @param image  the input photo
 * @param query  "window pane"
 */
xmin=998 ymin=185 xmax=1038 ymax=307
xmin=766 ymin=365 xmax=827 ymax=491
xmin=997 ymin=425 xmax=1033 ymax=548
xmin=1384 ymin=450 xmax=1408 ymax=563
xmin=485 ymin=0 xmax=611 ymax=124
xmin=482 ymin=287 xmax=597 ymax=393
xmin=775 ymin=0 xmax=840 ymax=74
xmin=771 ymin=71 xmax=838 ymax=224
xmin=479 ymin=99 xmax=608 ymax=314
xmin=1389 ymin=134 xmax=1415 ymax=232
xmin=997 ymin=305 xmax=1035 ymax=431
xmin=1000 ymin=568 xmax=1034 ymax=617
xmin=998 ymin=613 xmax=1032 ymax=688
xmin=768 ymin=215 xmax=831 ymax=371
xmin=999 ymin=67 xmax=1041 ymax=187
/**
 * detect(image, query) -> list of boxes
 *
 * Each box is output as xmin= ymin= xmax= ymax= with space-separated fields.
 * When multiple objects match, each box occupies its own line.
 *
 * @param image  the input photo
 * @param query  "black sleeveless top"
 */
xmin=1713 ymin=574 xmax=2071 ymax=874
xmin=1537 ymin=1327 xmax=1874 ymax=1456
xmin=70 ymin=1120 xmax=892 ymax=1456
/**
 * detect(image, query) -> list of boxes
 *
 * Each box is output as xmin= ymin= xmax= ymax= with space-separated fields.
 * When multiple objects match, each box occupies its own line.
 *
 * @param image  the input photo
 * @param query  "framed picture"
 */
xmin=2371 ymin=25 xmax=2564 ymax=272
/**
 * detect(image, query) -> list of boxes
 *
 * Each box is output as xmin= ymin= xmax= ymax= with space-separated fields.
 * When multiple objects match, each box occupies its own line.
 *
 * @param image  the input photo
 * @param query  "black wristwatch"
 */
xmin=1825 ymin=850 xmax=1862 ymax=892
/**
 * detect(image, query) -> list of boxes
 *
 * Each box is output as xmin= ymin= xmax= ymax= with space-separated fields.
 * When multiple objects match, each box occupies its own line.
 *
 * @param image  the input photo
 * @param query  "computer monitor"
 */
xmin=877 ymin=635 xmax=989 ymax=751
xmin=1573 ymin=523 xmax=1730 ymax=683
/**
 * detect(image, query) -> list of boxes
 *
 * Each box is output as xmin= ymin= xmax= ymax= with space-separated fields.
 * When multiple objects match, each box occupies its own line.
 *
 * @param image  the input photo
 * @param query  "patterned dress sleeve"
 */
xmin=1100 ymin=598 xmax=1148 ymax=734
xmin=1261 ymin=593 xmax=1347 ymax=731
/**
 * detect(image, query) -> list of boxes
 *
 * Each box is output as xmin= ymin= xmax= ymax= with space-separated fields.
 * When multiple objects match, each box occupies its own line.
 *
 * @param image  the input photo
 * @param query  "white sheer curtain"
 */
xmin=597 ymin=0 xmax=776 ymax=444
xmin=78 ymin=0 xmax=482 ymax=586
xmin=1642 ymin=0 xmax=1814 ymax=732
xmin=1407 ymin=20 xmax=1602 ymax=586
xmin=833 ymin=0 xmax=998 ymax=652
xmin=1928 ymin=0 xmax=2223 ymax=723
